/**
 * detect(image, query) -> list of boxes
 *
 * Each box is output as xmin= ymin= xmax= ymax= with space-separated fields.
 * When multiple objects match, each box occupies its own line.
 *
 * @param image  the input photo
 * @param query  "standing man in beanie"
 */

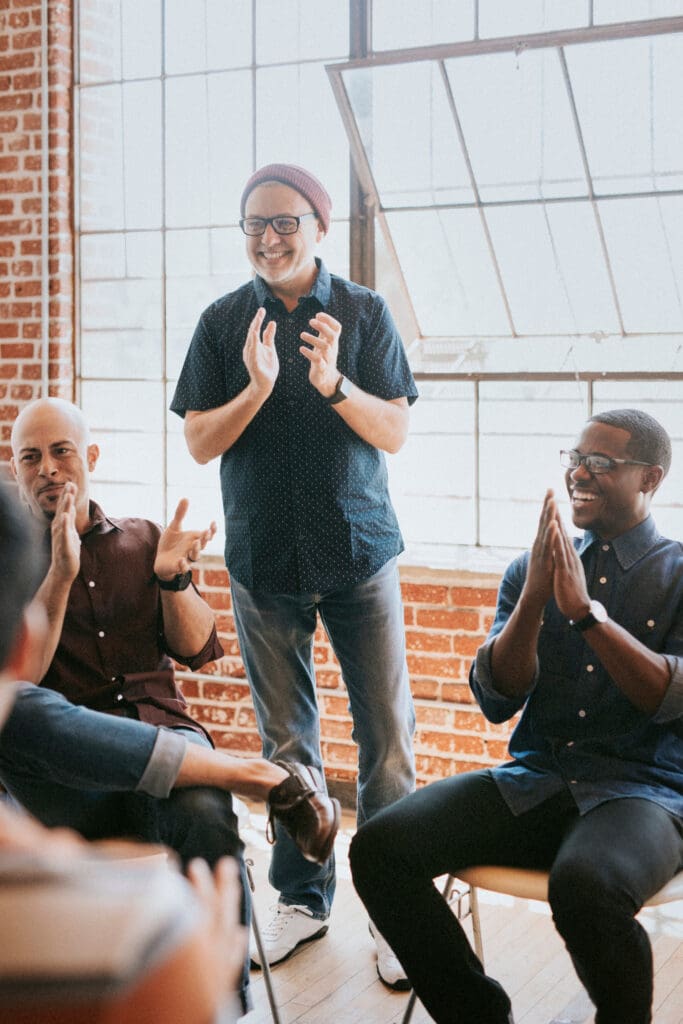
xmin=171 ymin=164 xmax=417 ymax=983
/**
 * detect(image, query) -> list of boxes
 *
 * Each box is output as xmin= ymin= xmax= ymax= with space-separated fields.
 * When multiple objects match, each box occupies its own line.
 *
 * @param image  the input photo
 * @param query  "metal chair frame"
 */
xmin=401 ymin=866 xmax=683 ymax=1024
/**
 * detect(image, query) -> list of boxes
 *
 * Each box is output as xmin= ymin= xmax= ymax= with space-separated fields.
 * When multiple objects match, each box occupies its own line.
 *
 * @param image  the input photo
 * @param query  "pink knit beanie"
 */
xmin=240 ymin=163 xmax=332 ymax=233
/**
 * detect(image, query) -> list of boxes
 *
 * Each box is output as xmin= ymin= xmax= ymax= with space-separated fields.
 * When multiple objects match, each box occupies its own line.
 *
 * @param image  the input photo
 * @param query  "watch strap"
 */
xmin=155 ymin=570 xmax=193 ymax=592
xmin=326 ymin=374 xmax=350 ymax=405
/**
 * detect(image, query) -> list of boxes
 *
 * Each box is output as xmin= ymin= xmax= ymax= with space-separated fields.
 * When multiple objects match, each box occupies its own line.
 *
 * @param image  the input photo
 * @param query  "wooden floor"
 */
xmin=240 ymin=809 xmax=683 ymax=1024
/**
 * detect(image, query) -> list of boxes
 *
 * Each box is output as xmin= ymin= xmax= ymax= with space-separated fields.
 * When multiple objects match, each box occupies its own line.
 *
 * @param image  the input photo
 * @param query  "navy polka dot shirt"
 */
xmin=171 ymin=260 xmax=418 ymax=594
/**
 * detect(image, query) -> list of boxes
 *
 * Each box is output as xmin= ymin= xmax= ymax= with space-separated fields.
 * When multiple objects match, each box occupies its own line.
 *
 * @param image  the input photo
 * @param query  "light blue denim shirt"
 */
xmin=471 ymin=515 xmax=683 ymax=820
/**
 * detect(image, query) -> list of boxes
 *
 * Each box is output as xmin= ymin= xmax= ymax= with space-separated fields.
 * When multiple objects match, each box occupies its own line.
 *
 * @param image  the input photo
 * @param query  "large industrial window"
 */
xmin=76 ymin=2 xmax=683 ymax=569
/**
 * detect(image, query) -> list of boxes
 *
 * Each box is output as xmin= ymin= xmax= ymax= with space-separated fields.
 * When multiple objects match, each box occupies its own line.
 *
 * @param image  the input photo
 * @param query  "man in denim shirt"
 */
xmin=351 ymin=409 xmax=683 ymax=1024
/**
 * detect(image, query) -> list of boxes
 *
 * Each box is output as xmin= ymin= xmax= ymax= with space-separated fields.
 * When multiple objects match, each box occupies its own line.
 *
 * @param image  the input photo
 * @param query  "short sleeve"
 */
xmin=356 ymin=295 xmax=418 ymax=405
xmin=170 ymin=313 xmax=227 ymax=417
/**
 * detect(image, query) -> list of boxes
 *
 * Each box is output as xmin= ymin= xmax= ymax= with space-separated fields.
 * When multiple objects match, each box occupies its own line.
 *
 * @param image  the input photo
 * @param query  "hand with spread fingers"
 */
xmin=243 ymin=306 xmax=279 ymax=398
xmin=154 ymin=498 xmax=217 ymax=581
xmin=299 ymin=311 xmax=343 ymax=397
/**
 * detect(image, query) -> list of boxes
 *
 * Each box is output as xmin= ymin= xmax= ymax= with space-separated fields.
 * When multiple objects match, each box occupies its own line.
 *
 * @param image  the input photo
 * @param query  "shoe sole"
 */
xmin=368 ymin=921 xmax=411 ymax=992
xmin=250 ymin=923 xmax=329 ymax=970
xmin=302 ymin=797 xmax=342 ymax=865
xmin=376 ymin=966 xmax=411 ymax=992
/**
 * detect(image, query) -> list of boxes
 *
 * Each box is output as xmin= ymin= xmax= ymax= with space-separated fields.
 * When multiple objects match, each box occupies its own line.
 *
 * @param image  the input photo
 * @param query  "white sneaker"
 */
xmin=250 ymin=903 xmax=329 ymax=968
xmin=369 ymin=920 xmax=410 ymax=991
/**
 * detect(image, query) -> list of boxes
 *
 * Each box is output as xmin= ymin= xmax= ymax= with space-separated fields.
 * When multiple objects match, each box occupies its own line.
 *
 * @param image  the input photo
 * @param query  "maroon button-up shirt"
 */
xmin=41 ymin=502 xmax=222 ymax=742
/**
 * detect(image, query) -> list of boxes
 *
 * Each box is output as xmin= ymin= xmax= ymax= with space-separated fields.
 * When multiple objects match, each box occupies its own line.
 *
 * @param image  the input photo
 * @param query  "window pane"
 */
xmin=343 ymin=63 xmax=474 ymax=208
xmin=600 ymin=196 xmax=683 ymax=333
xmin=445 ymin=49 xmax=587 ymax=203
xmin=373 ymin=0 xmax=474 ymax=50
xmin=165 ymin=72 xmax=253 ymax=228
xmin=391 ymin=381 xmax=476 ymax=563
xmin=79 ymin=0 xmax=161 ymax=84
xmin=594 ymin=0 xmax=683 ymax=24
xmin=80 ymin=82 xmax=161 ymax=231
xmin=256 ymin=63 xmax=350 ymax=219
xmin=83 ymin=381 xmax=165 ymax=522
xmin=79 ymin=0 xmax=122 ymax=83
xmin=479 ymin=0 xmax=589 ymax=37
xmin=165 ymin=0 xmax=252 ymax=74
xmin=121 ymin=0 xmax=161 ymax=78
xmin=385 ymin=209 xmax=509 ymax=337
xmin=485 ymin=201 xmax=621 ymax=335
xmin=255 ymin=0 xmax=349 ymax=63
xmin=80 ymin=232 xmax=162 ymax=379
xmin=478 ymin=382 xmax=588 ymax=546
xmin=567 ymin=34 xmax=683 ymax=195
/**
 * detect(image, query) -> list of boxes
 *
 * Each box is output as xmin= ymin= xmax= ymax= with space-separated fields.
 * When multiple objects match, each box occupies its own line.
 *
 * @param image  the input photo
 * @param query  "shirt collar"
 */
xmin=82 ymin=501 xmax=121 ymax=537
xmin=578 ymin=514 xmax=661 ymax=570
xmin=252 ymin=257 xmax=331 ymax=309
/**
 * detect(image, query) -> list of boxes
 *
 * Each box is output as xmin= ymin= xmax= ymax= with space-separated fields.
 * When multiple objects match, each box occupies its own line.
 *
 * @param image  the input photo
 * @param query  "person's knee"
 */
xmin=549 ymin=857 xmax=635 ymax=928
xmin=349 ymin=818 xmax=387 ymax=895
xmin=170 ymin=787 xmax=242 ymax=859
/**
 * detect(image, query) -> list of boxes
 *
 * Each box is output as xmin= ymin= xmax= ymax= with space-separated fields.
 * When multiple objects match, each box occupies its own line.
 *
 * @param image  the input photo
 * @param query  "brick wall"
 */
xmin=0 ymin=0 xmax=73 ymax=463
xmin=180 ymin=563 xmax=513 ymax=797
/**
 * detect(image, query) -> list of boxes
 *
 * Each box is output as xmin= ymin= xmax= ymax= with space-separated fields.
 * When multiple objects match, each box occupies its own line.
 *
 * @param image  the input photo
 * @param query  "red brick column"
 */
xmin=0 ymin=0 xmax=73 ymax=463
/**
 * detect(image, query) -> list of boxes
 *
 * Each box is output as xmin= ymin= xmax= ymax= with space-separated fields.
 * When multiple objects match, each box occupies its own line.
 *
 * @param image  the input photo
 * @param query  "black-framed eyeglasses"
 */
xmin=560 ymin=449 xmax=654 ymax=475
xmin=239 ymin=212 xmax=317 ymax=236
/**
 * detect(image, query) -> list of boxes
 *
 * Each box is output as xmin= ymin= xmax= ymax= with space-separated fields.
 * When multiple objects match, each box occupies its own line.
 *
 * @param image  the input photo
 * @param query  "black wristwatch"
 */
xmin=325 ymin=374 xmax=353 ymax=405
xmin=155 ymin=570 xmax=193 ymax=592
xmin=569 ymin=599 xmax=608 ymax=632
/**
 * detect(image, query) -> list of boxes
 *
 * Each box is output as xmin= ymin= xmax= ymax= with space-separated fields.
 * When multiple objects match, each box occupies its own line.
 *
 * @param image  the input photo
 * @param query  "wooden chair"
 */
xmin=401 ymin=866 xmax=683 ymax=1023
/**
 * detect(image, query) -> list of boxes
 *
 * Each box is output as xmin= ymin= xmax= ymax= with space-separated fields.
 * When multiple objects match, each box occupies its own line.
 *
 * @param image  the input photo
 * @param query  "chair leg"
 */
xmin=245 ymin=859 xmax=282 ymax=1024
xmin=469 ymin=885 xmax=484 ymax=966
xmin=401 ymin=875 xmax=458 ymax=1024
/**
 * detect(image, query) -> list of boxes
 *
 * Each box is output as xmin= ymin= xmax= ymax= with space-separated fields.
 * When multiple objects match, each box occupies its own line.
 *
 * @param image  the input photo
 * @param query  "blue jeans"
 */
xmin=231 ymin=557 xmax=416 ymax=918
xmin=0 ymin=684 xmax=252 ymax=1014
xmin=350 ymin=769 xmax=683 ymax=1024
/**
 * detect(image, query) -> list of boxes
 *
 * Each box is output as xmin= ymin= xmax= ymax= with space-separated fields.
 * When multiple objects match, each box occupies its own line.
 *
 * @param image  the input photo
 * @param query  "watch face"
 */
xmin=590 ymin=600 xmax=608 ymax=623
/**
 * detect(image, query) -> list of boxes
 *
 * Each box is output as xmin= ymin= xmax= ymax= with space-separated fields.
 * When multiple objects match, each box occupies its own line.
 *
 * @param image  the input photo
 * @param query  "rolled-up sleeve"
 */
xmin=166 ymin=619 xmax=223 ymax=672
xmin=470 ymin=637 xmax=535 ymax=723
xmin=653 ymin=654 xmax=683 ymax=723
xmin=136 ymin=728 xmax=188 ymax=798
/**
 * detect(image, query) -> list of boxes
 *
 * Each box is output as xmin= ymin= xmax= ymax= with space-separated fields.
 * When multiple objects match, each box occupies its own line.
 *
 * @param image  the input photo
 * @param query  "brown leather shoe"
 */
xmin=267 ymin=762 xmax=341 ymax=865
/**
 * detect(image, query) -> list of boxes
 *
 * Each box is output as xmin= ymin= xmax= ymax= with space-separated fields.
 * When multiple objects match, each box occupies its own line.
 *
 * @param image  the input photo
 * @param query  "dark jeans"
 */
xmin=350 ymin=770 xmax=683 ymax=1024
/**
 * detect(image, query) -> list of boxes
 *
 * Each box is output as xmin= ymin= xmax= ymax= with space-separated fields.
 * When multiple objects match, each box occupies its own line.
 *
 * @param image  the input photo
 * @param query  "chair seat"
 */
xmin=457 ymin=865 xmax=683 ymax=907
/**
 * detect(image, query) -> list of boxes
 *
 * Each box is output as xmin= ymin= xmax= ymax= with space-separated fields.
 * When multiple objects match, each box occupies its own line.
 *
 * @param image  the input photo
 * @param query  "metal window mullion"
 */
xmin=41 ymin=0 xmax=49 ymax=395
xmin=73 ymin=1 xmax=82 ymax=402
xmin=160 ymin=0 xmax=168 ymax=525
xmin=558 ymin=47 xmax=625 ymax=334
xmin=349 ymin=0 xmax=374 ymax=287
xmin=473 ymin=379 xmax=480 ymax=547
xmin=438 ymin=60 xmax=517 ymax=337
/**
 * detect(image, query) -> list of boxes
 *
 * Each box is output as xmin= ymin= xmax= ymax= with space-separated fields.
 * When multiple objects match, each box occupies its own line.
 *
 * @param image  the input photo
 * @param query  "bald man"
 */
xmin=6 ymin=399 xmax=340 ymax=1016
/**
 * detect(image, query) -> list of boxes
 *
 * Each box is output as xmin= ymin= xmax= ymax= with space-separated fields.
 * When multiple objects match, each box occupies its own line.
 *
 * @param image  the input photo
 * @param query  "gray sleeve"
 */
xmin=136 ymin=728 xmax=188 ymax=798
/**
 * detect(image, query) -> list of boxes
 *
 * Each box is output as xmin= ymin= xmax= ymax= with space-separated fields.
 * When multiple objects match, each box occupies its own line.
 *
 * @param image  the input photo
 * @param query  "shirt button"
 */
xmin=116 ymin=693 xmax=124 ymax=702
xmin=578 ymin=709 xmax=587 ymax=718
xmin=647 ymin=619 xmax=655 ymax=628
xmin=586 ymin=664 xmax=594 ymax=672
xmin=98 ymin=630 xmax=105 ymax=638
xmin=88 ymin=580 xmax=96 ymax=588
xmin=602 ymin=544 xmax=609 ymax=551
xmin=599 ymin=576 xmax=607 ymax=584
xmin=566 ymin=740 xmax=574 ymax=747
xmin=570 ymin=779 xmax=578 ymax=785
